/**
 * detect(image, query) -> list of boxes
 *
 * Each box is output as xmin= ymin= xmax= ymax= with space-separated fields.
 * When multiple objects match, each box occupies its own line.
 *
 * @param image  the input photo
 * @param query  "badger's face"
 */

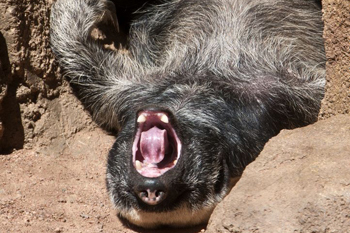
xmin=106 ymin=101 xmax=238 ymax=228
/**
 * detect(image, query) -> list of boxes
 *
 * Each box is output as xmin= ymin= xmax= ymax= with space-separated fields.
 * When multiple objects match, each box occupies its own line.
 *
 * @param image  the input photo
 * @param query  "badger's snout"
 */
xmin=134 ymin=178 xmax=168 ymax=205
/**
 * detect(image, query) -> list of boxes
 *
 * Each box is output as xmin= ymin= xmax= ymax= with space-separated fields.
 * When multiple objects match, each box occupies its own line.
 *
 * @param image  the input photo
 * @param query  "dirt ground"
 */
xmin=0 ymin=129 xmax=116 ymax=233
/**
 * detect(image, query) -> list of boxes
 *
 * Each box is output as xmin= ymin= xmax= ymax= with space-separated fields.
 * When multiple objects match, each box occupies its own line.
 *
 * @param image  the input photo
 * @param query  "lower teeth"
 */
xmin=135 ymin=160 xmax=142 ymax=170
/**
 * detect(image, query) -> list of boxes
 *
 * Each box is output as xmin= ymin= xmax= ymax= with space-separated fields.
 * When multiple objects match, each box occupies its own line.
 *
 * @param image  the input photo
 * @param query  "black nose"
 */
xmin=134 ymin=179 xmax=167 ymax=205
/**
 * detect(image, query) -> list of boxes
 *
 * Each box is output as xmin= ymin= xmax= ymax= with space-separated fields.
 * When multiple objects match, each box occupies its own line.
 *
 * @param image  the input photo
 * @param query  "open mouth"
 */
xmin=132 ymin=111 xmax=182 ymax=178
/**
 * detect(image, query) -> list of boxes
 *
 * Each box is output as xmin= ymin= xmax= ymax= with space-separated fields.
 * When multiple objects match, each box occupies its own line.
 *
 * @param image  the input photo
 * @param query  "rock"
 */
xmin=319 ymin=0 xmax=350 ymax=118
xmin=207 ymin=115 xmax=350 ymax=233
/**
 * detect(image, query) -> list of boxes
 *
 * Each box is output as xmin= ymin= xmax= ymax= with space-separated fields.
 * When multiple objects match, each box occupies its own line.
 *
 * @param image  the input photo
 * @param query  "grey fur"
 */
xmin=50 ymin=0 xmax=325 ymax=228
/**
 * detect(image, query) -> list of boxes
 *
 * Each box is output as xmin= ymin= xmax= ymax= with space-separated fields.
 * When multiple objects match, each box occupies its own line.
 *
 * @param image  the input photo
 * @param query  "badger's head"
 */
xmin=105 ymin=85 xmax=268 ymax=228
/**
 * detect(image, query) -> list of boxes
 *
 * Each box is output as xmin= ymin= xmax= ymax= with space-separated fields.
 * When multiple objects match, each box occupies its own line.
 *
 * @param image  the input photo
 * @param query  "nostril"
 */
xmin=155 ymin=190 xmax=164 ymax=198
xmin=139 ymin=190 xmax=148 ymax=199
xmin=137 ymin=189 xmax=167 ymax=205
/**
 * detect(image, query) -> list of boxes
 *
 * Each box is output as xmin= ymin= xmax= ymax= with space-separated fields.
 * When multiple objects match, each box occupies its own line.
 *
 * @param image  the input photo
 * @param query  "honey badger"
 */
xmin=50 ymin=0 xmax=325 ymax=228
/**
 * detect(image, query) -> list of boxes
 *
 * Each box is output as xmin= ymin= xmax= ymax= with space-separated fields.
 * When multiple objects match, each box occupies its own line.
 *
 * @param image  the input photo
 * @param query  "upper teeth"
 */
xmin=160 ymin=114 xmax=169 ymax=123
xmin=137 ymin=112 xmax=169 ymax=123
xmin=137 ymin=114 xmax=147 ymax=123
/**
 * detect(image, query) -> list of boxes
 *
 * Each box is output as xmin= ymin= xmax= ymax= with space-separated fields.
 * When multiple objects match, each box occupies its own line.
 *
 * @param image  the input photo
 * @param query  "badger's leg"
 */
xmin=50 ymin=0 xmax=145 ymax=130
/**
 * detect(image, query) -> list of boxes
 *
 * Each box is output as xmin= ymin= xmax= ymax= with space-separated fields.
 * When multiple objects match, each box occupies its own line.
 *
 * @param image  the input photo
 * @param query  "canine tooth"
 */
xmin=137 ymin=114 xmax=146 ymax=123
xmin=173 ymin=160 xmax=177 ymax=165
xmin=135 ymin=160 xmax=142 ymax=170
xmin=160 ymin=114 xmax=169 ymax=123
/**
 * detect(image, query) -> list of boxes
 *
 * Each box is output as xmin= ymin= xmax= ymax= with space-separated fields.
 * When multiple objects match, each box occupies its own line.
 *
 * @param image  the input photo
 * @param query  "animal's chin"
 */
xmin=132 ymin=110 xmax=182 ymax=178
xmin=118 ymin=204 xmax=215 ymax=229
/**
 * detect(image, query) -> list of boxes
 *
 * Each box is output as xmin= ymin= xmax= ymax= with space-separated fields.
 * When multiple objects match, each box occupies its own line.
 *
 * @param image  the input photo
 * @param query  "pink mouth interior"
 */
xmin=140 ymin=127 xmax=169 ymax=164
xmin=132 ymin=111 xmax=181 ymax=178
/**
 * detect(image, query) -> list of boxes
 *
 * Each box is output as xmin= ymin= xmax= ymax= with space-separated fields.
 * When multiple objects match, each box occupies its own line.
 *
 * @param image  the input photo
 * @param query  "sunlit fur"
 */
xmin=50 ymin=0 xmax=325 ymax=228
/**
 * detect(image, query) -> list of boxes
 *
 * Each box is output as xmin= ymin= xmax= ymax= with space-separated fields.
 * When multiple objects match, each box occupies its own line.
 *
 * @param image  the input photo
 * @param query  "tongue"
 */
xmin=140 ymin=126 xmax=169 ymax=164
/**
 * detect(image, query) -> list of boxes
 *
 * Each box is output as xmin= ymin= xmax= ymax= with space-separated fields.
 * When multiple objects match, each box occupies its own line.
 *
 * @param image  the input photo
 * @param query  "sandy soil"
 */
xmin=0 ymin=128 xmax=118 ymax=233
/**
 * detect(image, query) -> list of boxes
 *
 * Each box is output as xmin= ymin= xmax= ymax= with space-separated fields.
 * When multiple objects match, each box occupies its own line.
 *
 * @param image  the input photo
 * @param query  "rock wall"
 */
xmin=319 ymin=0 xmax=350 ymax=118
xmin=0 ymin=0 xmax=95 ymax=154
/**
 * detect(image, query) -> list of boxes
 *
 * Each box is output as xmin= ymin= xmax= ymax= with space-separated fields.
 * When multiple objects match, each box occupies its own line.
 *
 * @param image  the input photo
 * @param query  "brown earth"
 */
xmin=0 ymin=0 xmax=349 ymax=232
